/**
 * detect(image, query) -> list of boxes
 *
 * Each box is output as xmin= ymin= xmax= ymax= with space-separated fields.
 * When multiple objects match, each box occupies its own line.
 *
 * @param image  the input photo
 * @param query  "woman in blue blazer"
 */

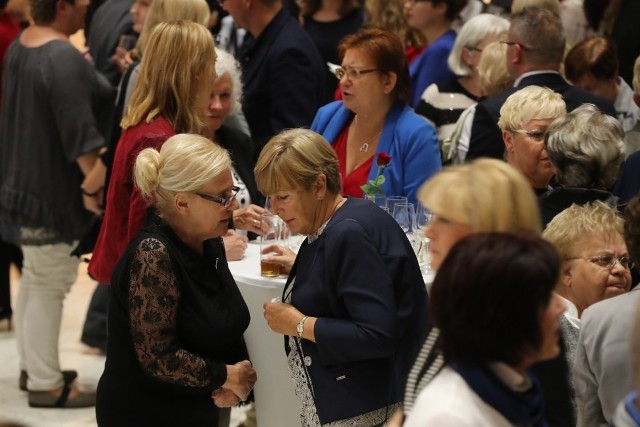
xmin=311 ymin=27 xmax=441 ymax=206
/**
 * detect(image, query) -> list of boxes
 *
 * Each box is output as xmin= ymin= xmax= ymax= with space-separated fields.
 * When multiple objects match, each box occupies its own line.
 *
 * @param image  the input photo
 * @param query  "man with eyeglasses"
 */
xmin=465 ymin=6 xmax=616 ymax=162
xmin=570 ymin=194 xmax=640 ymax=427
xmin=219 ymin=0 xmax=324 ymax=151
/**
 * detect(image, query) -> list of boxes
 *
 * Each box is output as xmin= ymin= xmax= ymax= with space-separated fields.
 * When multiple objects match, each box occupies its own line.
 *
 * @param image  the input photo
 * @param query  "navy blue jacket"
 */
xmin=284 ymin=197 xmax=429 ymax=424
xmin=239 ymin=7 xmax=325 ymax=150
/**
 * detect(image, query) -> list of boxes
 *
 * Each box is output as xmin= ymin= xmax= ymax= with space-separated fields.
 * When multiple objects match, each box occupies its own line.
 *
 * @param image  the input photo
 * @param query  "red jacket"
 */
xmin=89 ymin=117 xmax=175 ymax=283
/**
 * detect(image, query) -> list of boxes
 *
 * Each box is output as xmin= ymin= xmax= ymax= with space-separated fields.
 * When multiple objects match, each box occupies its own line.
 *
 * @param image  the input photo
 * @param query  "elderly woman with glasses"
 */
xmin=96 ymin=134 xmax=256 ymax=427
xmin=498 ymin=85 xmax=567 ymax=195
xmin=543 ymin=201 xmax=632 ymax=370
xmin=311 ymin=27 xmax=440 ymax=205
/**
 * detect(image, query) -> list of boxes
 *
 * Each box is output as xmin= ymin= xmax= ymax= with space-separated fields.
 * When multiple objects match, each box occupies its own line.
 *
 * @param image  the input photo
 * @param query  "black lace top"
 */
xmin=96 ymin=213 xmax=250 ymax=426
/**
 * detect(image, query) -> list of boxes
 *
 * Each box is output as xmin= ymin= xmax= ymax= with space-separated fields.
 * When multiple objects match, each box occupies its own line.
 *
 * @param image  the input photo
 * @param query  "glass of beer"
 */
xmin=260 ymin=213 xmax=281 ymax=277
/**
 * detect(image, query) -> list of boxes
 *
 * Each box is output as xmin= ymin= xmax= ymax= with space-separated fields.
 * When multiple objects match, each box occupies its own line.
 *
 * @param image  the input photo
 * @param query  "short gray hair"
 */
xmin=509 ymin=6 xmax=565 ymax=67
xmin=545 ymin=104 xmax=624 ymax=189
xmin=448 ymin=14 xmax=510 ymax=76
xmin=214 ymin=48 xmax=243 ymax=115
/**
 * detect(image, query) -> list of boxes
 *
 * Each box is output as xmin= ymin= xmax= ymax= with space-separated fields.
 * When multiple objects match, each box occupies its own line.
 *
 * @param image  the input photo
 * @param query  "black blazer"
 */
xmin=466 ymin=72 xmax=617 ymax=161
xmin=238 ymin=7 xmax=325 ymax=150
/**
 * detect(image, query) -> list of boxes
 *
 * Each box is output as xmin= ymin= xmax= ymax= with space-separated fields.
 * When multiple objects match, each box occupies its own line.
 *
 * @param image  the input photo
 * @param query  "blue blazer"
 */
xmin=466 ymin=72 xmax=617 ymax=160
xmin=284 ymin=197 xmax=429 ymax=424
xmin=311 ymin=101 xmax=442 ymax=206
xmin=239 ymin=7 xmax=325 ymax=150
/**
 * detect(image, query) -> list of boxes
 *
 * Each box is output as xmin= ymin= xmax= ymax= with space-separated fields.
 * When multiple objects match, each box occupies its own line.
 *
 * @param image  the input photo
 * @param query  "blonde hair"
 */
xmin=364 ymin=0 xmax=425 ymax=50
xmin=542 ymin=201 xmax=624 ymax=259
xmin=477 ymin=41 xmax=513 ymax=96
xmin=254 ymin=128 xmax=341 ymax=196
xmin=418 ymin=159 xmax=542 ymax=233
xmin=498 ymin=85 xmax=566 ymax=131
xmin=135 ymin=0 xmax=210 ymax=56
xmin=633 ymin=54 xmax=640 ymax=97
xmin=511 ymin=0 xmax=560 ymax=15
xmin=122 ymin=21 xmax=216 ymax=133
xmin=135 ymin=133 xmax=231 ymax=213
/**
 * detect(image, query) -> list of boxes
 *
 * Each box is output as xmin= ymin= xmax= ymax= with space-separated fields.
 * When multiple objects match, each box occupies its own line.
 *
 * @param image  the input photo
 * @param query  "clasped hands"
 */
xmin=211 ymin=360 xmax=257 ymax=408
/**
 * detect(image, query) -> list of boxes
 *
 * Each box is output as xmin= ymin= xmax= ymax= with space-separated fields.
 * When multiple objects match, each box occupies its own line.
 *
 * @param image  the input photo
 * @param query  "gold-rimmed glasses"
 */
xmin=565 ymin=255 xmax=635 ymax=270
xmin=333 ymin=67 xmax=378 ymax=80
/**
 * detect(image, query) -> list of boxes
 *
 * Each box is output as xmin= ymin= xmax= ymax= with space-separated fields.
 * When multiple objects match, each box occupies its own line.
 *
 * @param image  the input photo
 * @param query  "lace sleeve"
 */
xmin=128 ymin=237 xmax=223 ymax=389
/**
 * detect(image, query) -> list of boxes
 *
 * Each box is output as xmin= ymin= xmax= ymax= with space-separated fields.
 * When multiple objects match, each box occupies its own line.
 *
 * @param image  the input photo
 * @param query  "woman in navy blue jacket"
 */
xmin=257 ymin=128 xmax=429 ymax=426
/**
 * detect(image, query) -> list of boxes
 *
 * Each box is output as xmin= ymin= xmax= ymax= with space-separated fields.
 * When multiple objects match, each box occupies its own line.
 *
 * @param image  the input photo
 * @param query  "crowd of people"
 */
xmin=1 ymin=0 xmax=640 ymax=426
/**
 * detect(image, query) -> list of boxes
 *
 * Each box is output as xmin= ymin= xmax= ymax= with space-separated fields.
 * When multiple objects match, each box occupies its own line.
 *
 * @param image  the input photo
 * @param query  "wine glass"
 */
xmin=414 ymin=204 xmax=433 ymax=274
xmin=386 ymin=196 xmax=408 ymax=217
xmin=392 ymin=203 xmax=415 ymax=233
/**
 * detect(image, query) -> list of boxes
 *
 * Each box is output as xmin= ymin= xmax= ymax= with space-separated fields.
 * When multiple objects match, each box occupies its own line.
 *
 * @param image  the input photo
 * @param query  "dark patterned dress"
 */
xmin=96 ymin=214 xmax=250 ymax=426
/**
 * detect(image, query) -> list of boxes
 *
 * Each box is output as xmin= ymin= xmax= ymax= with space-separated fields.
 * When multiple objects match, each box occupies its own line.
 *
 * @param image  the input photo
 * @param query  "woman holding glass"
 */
xmin=258 ymin=128 xmax=428 ymax=426
xmin=311 ymin=27 xmax=440 ymax=206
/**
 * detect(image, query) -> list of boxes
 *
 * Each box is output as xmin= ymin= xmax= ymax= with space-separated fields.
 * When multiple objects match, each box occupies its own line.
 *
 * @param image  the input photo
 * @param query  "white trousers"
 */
xmin=16 ymin=242 xmax=79 ymax=391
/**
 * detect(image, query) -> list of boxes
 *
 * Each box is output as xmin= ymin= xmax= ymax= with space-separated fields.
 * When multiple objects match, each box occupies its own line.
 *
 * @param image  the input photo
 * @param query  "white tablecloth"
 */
xmin=228 ymin=242 xmax=300 ymax=427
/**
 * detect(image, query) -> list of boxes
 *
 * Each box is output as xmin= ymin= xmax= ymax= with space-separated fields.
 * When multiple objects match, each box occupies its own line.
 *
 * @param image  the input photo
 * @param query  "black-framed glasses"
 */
xmin=500 ymin=41 xmax=536 ymax=51
xmin=565 ymin=255 xmax=635 ymax=270
xmin=511 ymin=128 xmax=546 ymax=142
xmin=334 ymin=67 xmax=378 ymax=80
xmin=196 ymin=186 xmax=240 ymax=208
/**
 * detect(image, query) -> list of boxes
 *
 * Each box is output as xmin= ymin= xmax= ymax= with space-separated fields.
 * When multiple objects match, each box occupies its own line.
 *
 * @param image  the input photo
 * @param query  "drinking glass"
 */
xmin=392 ymin=203 xmax=415 ymax=233
xmin=386 ymin=196 xmax=408 ymax=217
xmin=363 ymin=194 xmax=386 ymax=209
xmin=260 ymin=213 xmax=281 ymax=277
xmin=414 ymin=204 xmax=433 ymax=274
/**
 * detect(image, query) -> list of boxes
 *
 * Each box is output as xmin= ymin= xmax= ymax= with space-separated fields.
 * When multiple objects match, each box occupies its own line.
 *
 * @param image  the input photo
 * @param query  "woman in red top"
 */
xmin=88 ymin=20 xmax=216 ymax=284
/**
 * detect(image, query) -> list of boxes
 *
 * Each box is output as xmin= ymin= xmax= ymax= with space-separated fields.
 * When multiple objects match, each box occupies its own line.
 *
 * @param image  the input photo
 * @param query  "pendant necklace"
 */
xmin=354 ymin=115 xmax=382 ymax=152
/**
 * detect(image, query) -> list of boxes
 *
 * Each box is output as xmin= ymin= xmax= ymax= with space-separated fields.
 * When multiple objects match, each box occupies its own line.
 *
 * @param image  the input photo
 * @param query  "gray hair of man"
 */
xmin=545 ymin=103 xmax=625 ymax=189
xmin=509 ymin=6 xmax=565 ymax=68
xmin=448 ymin=13 xmax=510 ymax=76
xmin=214 ymin=48 xmax=243 ymax=116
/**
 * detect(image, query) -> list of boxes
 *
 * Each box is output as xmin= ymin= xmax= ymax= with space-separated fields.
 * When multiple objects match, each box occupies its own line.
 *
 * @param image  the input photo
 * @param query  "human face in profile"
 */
xmin=425 ymin=214 xmax=473 ymax=271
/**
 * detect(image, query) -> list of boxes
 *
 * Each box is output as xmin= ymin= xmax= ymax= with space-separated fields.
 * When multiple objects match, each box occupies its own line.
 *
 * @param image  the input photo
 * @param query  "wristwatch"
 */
xmin=296 ymin=316 xmax=308 ymax=339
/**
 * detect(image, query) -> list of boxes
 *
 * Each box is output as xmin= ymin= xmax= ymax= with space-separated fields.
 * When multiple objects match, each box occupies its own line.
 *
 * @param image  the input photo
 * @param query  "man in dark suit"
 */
xmin=466 ymin=6 xmax=616 ymax=161
xmin=86 ymin=0 xmax=133 ymax=88
xmin=221 ymin=0 xmax=325 ymax=152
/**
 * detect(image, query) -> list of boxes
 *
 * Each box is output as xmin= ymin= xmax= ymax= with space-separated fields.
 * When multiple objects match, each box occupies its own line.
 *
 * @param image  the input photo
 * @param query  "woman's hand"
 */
xmin=211 ymin=388 xmax=241 ymax=408
xmin=233 ymin=204 xmax=266 ymax=235
xmin=222 ymin=230 xmax=248 ymax=261
xmin=263 ymin=301 xmax=316 ymax=342
xmin=260 ymin=244 xmax=296 ymax=274
xmin=222 ymin=360 xmax=256 ymax=402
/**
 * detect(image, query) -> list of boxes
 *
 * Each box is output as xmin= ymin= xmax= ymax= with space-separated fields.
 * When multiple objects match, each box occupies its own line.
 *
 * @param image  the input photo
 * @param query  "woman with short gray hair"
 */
xmin=540 ymin=103 xmax=624 ymax=226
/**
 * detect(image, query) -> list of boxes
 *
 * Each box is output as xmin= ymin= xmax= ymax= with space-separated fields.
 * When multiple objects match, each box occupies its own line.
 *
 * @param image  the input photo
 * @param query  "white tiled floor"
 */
xmin=0 ymin=263 xmax=246 ymax=427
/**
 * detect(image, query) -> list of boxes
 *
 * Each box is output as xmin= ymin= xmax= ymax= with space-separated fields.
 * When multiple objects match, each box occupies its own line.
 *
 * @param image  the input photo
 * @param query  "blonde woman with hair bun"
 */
xmin=96 ymin=133 xmax=256 ymax=426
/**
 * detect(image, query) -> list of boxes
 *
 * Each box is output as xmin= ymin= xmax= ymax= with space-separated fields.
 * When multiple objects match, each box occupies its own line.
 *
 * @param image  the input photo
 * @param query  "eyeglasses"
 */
xmin=334 ymin=67 xmax=378 ymax=80
xmin=196 ymin=186 xmax=240 ymax=208
xmin=566 ymin=255 xmax=635 ymax=270
xmin=500 ymin=41 xmax=536 ymax=51
xmin=511 ymin=129 xmax=546 ymax=142
xmin=406 ymin=0 xmax=432 ymax=4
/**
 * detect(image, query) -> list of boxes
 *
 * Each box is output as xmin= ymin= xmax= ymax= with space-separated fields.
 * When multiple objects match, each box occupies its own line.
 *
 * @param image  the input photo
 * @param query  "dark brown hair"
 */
xmin=564 ymin=36 xmax=619 ymax=83
xmin=431 ymin=232 xmax=560 ymax=366
xmin=338 ymin=27 xmax=411 ymax=104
